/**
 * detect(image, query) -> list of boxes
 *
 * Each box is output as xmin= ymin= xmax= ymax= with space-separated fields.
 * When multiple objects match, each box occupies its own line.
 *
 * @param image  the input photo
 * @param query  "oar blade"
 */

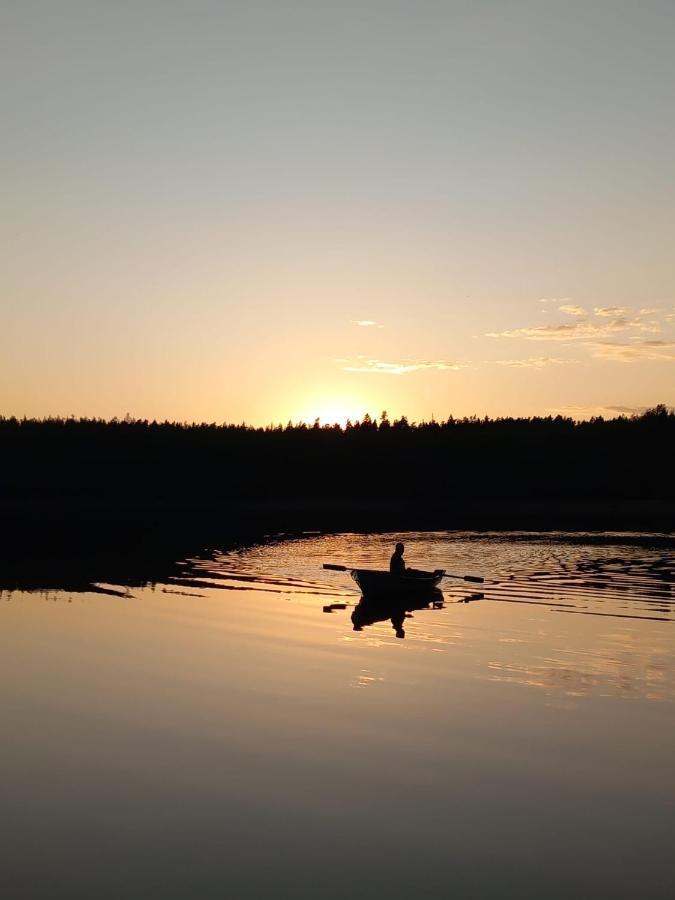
xmin=442 ymin=571 xmax=485 ymax=583
xmin=323 ymin=563 xmax=348 ymax=571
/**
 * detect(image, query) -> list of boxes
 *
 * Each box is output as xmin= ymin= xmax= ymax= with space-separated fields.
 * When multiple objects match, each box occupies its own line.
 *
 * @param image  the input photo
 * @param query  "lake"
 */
xmin=1 ymin=531 xmax=673 ymax=899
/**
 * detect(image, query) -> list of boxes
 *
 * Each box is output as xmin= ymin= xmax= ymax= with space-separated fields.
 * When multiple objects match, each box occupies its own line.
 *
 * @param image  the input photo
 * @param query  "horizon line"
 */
xmin=1 ymin=405 xmax=672 ymax=430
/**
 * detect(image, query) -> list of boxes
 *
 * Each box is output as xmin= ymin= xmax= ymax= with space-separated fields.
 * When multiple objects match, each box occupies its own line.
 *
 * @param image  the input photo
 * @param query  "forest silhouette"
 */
xmin=2 ymin=406 xmax=672 ymax=506
xmin=2 ymin=406 xmax=672 ymax=590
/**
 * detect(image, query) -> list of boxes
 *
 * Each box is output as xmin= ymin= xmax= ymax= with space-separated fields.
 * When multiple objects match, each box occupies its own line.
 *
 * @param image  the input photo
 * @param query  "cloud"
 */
xmin=559 ymin=304 xmax=587 ymax=316
xmin=588 ymin=340 xmax=675 ymax=362
xmin=546 ymin=405 xmax=651 ymax=420
xmin=594 ymin=306 xmax=627 ymax=317
xmin=629 ymin=319 xmax=662 ymax=333
xmin=353 ymin=320 xmax=382 ymax=328
xmin=487 ymin=320 xmax=627 ymax=341
xmin=639 ymin=308 xmax=660 ymax=316
xmin=341 ymin=357 xmax=470 ymax=375
xmin=605 ymin=405 xmax=653 ymax=415
xmin=495 ymin=357 xmax=572 ymax=369
xmin=538 ymin=297 xmax=570 ymax=303
xmin=488 ymin=313 xmax=662 ymax=342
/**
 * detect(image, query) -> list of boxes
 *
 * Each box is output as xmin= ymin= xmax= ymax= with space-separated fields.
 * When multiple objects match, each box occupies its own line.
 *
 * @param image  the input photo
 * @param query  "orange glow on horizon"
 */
xmin=295 ymin=402 xmax=367 ymax=427
xmin=291 ymin=388 xmax=373 ymax=427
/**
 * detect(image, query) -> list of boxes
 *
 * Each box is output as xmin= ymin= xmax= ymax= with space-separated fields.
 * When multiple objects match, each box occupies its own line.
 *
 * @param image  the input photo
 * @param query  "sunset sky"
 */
xmin=2 ymin=1 xmax=674 ymax=425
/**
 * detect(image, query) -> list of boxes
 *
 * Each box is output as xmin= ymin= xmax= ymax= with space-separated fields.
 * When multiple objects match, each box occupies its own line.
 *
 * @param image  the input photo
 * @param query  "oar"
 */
xmin=323 ymin=563 xmax=483 ymax=584
xmin=442 ymin=572 xmax=484 ymax=584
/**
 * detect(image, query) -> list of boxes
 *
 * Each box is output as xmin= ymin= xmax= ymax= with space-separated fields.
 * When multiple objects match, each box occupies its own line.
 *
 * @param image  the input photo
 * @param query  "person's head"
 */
xmin=392 ymin=611 xmax=406 ymax=639
xmin=395 ymin=542 xmax=404 ymax=556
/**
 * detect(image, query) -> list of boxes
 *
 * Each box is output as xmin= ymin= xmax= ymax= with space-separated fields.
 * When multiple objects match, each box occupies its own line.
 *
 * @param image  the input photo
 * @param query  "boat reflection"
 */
xmin=351 ymin=588 xmax=445 ymax=639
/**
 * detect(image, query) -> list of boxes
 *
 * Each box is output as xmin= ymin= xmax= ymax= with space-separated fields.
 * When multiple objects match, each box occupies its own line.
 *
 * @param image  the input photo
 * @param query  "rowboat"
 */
xmin=350 ymin=568 xmax=445 ymax=599
xmin=322 ymin=562 xmax=482 ymax=593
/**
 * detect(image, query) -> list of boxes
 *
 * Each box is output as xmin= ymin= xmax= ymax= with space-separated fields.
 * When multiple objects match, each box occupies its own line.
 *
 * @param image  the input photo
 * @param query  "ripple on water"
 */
xmin=179 ymin=530 xmax=674 ymax=622
xmin=166 ymin=531 xmax=674 ymax=703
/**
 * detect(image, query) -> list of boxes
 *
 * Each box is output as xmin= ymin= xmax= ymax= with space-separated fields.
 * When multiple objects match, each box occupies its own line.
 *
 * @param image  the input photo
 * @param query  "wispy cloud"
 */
xmin=487 ymin=320 xmax=628 ymax=341
xmin=559 ymin=304 xmax=587 ymax=316
xmin=341 ymin=357 xmax=470 ymax=375
xmin=538 ymin=297 xmax=570 ymax=303
xmin=594 ymin=306 xmax=627 ymax=317
xmin=487 ymin=313 xmax=662 ymax=342
xmin=546 ymin=405 xmax=652 ymax=419
xmin=495 ymin=357 xmax=572 ymax=369
xmin=606 ymin=405 xmax=654 ymax=415
xmin=629 ymin=319 xmax=662 ymax=333
xmin=588 ymin=340 xmax=675 ymax=362
xmin=353 ymin=320 xmax=382 ymax=328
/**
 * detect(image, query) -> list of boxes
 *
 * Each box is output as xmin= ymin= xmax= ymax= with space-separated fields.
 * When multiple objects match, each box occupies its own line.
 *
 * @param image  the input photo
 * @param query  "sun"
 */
xmin=301 ymin=404 xmax=363 ymax=427
xmin=295 ymin=397 xmax=368 ymax=427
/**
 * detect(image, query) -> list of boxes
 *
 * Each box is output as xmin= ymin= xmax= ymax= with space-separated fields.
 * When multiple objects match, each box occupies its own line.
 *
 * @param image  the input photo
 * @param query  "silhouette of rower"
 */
xmin=351 ymin=597 xmax=407 ymax=638
xmin=390 ymin=542 xmax=406 ymax=575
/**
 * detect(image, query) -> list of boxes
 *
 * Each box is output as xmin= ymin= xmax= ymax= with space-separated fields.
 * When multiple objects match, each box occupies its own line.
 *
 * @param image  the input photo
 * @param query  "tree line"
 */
xmin=1 ymin=406 xmax=673 ymax=503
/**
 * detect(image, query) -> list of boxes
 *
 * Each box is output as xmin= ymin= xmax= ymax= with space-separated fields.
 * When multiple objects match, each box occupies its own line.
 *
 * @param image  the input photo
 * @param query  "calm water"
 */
xmin=1 ymin=532 xmax=674 ymax=899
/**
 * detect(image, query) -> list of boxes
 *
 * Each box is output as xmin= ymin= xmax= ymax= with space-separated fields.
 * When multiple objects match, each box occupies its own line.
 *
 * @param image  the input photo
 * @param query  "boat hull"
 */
xmin=351 ymin=568 xmax=444 ymax=599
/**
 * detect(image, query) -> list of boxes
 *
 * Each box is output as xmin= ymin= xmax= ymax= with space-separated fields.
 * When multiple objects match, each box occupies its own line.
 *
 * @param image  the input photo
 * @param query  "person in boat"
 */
xmin=390 ymin=542 xmax=407 ymax=575
xmin=390 ymin=542 xmax=429 ymax=579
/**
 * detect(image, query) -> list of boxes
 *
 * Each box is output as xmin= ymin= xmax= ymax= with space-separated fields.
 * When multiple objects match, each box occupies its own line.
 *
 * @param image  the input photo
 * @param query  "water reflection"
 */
xmin=2 ymin=534 xmax=675 ymax=900
xmin=350 ymin=589 xmax=445 ymax=639
xmin=486 ymin=630 xmax=674 ymax=702
xmin=2 ymin=531 xmax=673 ymax=705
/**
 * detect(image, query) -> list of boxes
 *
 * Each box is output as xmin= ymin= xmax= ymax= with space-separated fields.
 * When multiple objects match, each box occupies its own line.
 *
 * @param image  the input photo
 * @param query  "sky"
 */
xmin=2 ymin=0 xmax=674 ymax=425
